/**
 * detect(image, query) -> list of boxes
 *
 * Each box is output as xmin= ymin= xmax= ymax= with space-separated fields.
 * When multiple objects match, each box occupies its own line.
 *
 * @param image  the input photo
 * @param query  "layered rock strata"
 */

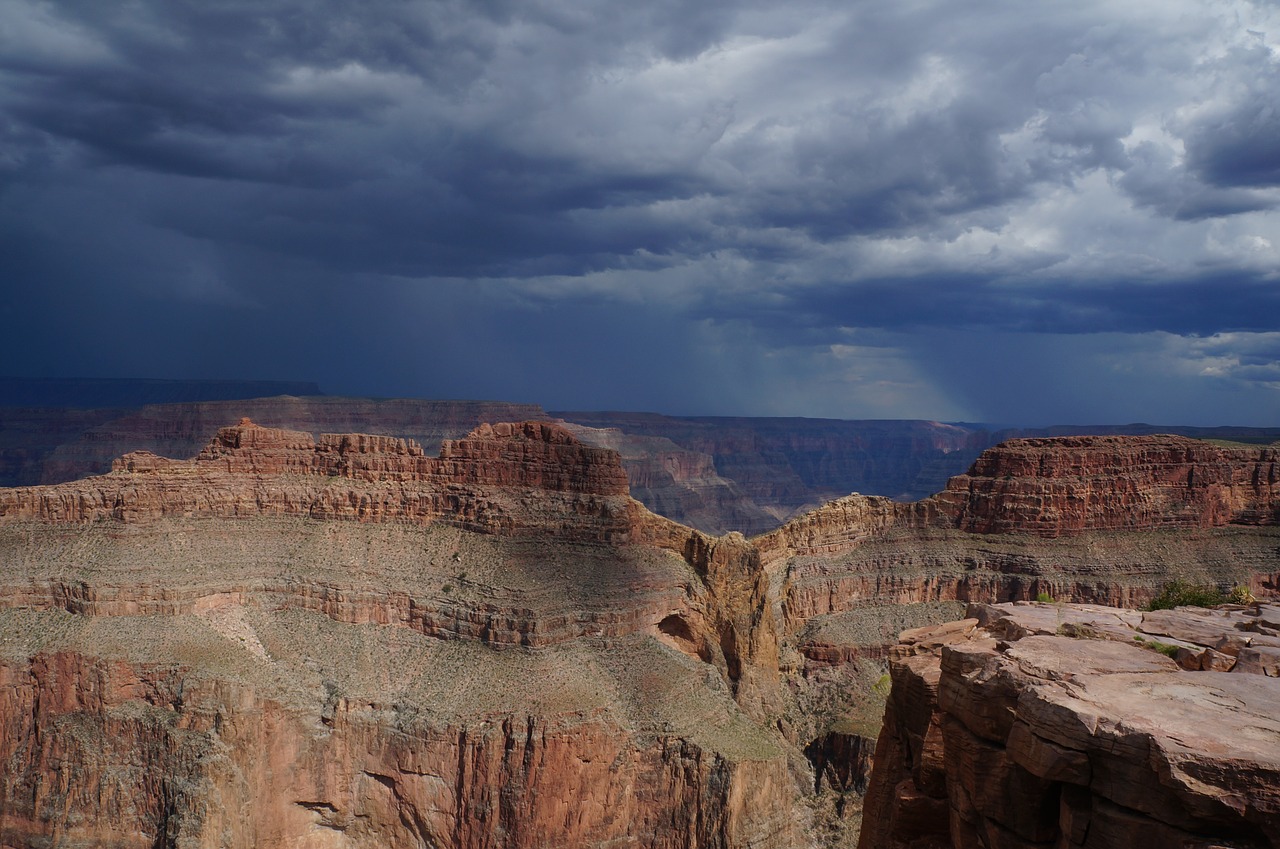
xmin=4 ymin=420 xmax=1280 ymax=848
xmin=758 ymin=435 xmax=1280 ymax=552
xmin=757 ymin=435 xmax=1280 ymax=845
xmin=756 ymin=435 xmax=1280 ymax=640
xmin=924 ymin=435 xmax=1280 ymax=535
xmin=9 ymin=392 xmax=1279 ymax=536
xmin=0 ymin=419 xmax=798 ymax=849
xmin=0 ymin=419 xmax=632 ymax=537
xmin=858 ymin=601 xmax=1280 ymax=849
xmin=0 ymin=619 xmax=801 ymax=849
xmin=3 ymin=398 xmax=786 ymax=536
xmin=33 ymin=397 xmax=552 ymax=486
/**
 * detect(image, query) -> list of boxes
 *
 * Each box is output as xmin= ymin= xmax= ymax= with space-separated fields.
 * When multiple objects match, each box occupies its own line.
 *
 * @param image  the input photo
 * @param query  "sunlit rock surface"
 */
xmin=858 ymin=601 xmax=1280 ymax=849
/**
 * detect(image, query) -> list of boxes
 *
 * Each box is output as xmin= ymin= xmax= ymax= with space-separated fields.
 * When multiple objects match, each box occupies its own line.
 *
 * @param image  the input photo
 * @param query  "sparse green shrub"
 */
xmin=442 ymin=584 xmax=454 ymax=594
xmin=1035 ymin=591 xmax=1055 ymax=604
xmin=1228 ymin=585 xmax=1255 ymax=605
xmin=1144 ymin=580 xmax=1226 ymax=611
xmin=1145 ymin=640 xmax=1181 ymax=659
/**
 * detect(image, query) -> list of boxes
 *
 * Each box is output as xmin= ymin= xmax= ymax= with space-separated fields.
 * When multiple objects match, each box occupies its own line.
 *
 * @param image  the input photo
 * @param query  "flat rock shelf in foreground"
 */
xmin=859 ymin=600 xmax=1280 ymax=849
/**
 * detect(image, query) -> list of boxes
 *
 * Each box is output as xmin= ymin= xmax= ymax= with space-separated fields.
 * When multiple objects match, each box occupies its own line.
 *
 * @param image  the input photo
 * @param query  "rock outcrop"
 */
xmin=858 ymin=601 xmax=1280 ymax=849
xmin=34 ymin=397 xmax=552 ymax=486
xmin=0 ymin=626 xmax=801 ymax=849
xmin=0 ymin=419 xmax=633 ymax=538
xmin=7 ymin=390 xmax=1280 ymax=537
xmin=755 ymin=435 xmax=1280 ymax=640
xmin=754 ymin=436 xmax=1280 ymax=845
xmin=923 ymin=435 xmax=1280 ymax=536
xmin=0 ymin=418 xmax=801 ymax=849
xmin=756 ymin=435 xmax=1280 ymax=549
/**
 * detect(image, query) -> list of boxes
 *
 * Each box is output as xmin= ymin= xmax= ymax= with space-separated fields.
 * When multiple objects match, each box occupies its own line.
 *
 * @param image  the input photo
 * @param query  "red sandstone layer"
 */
xmin=0 ymin=416 xmax=798 ymax=848
xmin=757 ymin=435 xmax=1280 ymax=559
xmin=924 ymin=434 xmax=1280 ymax=536
xmin=0 ymin=419 xmax=634 ymax=538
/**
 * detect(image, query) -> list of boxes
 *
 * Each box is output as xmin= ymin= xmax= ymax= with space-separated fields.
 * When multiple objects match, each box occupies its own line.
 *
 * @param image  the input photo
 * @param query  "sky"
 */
xmin=2 ymin=0 xmax=1279 ymax=425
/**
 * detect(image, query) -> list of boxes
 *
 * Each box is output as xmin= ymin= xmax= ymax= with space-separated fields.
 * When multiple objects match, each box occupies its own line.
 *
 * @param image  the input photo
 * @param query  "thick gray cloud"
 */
xmin=1 ymin=0 xmax=1279 ymax=423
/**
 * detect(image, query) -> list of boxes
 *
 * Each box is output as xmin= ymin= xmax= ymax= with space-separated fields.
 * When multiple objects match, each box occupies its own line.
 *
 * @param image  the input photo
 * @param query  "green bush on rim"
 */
xmin=1144 ymin=580 xmax=1226 ymax=611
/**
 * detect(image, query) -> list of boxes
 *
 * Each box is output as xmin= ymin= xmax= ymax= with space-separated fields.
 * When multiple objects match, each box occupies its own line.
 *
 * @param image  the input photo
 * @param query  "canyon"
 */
xmin=0 ymin=407 xmax=1277 ymax=847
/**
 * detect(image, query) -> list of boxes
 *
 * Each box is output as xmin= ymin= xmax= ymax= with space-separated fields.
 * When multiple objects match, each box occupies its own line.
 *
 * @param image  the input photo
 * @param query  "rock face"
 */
xmin=923 ymin=434 xmax=1280 ymax=536
xmin=0 ymin=418 xmax=800 ymax=849
xmin=0 ymin=419 xmax=632 ymax=536
xmin=858 ymin=601 xmax=1280 ymax=849
xmin=33 ymin=397 xmax=553 ymax=486
xmin=0 ymin=634 xmax=799 ymax=849
xmin=6 ymin=391 xmax=1280 ymax=537
xmin=754 ymin=436 xmax=1280 ymax=845
xmin=10 ymin=400 xmax=976 ymax=536
xmin=757 ymin=434 xmax=1280 ymax=546
xmin=753 ymin=435 xmax=1280 ymax=636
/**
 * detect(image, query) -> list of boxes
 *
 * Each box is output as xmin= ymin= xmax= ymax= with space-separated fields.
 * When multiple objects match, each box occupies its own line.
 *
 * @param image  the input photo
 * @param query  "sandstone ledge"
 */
xmin=859 ymin=600 xmax=1280 ymax=849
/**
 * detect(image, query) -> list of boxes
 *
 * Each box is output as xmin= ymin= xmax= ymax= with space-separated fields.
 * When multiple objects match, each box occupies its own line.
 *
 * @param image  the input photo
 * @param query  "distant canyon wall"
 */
xmin=4 ymin=391 xmax=1280 ymax=536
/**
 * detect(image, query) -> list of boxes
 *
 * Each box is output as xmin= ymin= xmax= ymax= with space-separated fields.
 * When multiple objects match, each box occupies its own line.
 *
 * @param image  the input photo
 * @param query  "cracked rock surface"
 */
xmin=859 ymin=601 xmax=1280 ymax=849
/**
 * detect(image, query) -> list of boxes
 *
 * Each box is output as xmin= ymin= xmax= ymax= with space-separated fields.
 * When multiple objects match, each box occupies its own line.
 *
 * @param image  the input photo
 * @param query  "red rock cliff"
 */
xmin=754 ymin=435 xmax=1280 ymax=710
xmin=0 ymin=417 xmax=801 ymax=848
xmin=0 ymin=419 xmax=631 ymax=537
xmin=0 ymin=637 xmax=802 ymax=849
xmin=759 ymin=435 xmax=1280 ymax=553
xmin=921 ymin=434 xmax=1280 ymax=536
xmin=32 ymin=397 xmax=552 ymax=484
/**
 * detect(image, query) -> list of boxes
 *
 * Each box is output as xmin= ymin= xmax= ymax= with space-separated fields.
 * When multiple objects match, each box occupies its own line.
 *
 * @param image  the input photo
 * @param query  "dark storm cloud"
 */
xmin=760 ymin=270 xmax=1280 ymax=339
xmin=1118 ymin=141 xmax=1277 ymax=220
xmin=2 ymin=0 xmax=1279 ymax=423
xmin=1183 ymin=53 xmax=1280 ymax=189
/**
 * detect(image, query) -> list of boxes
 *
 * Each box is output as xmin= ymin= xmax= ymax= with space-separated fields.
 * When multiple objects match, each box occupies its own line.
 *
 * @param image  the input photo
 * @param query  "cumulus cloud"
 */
xmin=1 ymin=0 xmax=1278 ymax=422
